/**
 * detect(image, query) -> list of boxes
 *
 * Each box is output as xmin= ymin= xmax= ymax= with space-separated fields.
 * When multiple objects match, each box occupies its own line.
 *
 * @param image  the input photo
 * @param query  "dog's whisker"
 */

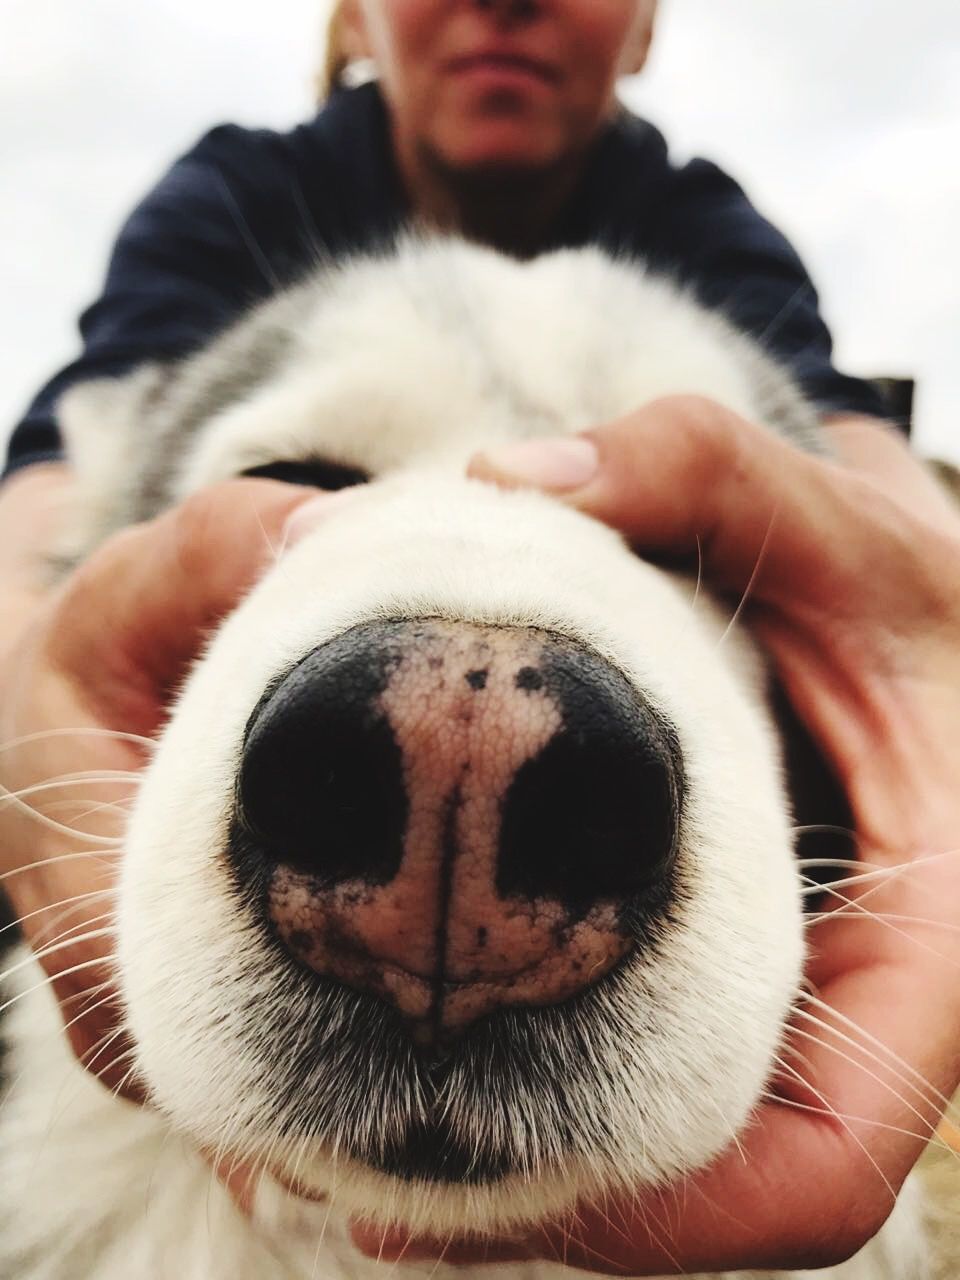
xmin=0 ymin=928 xmax=115 ymax=991
xmin=79 ymin=1023 xmax=129 ymax=1074
xmin=807 ymin=909 xmax=960 ymax=936
xmin=715 ymin=506 xmax=779 ymax=648
xmin=1 ymin=770 xmax=140 ymax=794
xmin=792 ymin=999 xmax=959 ymax=1121
xmin=107 ymin=1059 xmax=143 ymax=1102
xmin=41 ymin=795 xmax=136 ymax=823
xmin=769 ymin=1057 xmax=897 ymax=1199
xmin=803 ymin=886 xmax=960 ymax=967
xmin=793 ymin=830 xmax=859 ymax=845
xmin=783 ymin=1025 xmax=944 ymax=1137
xmin=89 ymin=1045 xmax=138 ymax=1091
xmin=25 ymin=912 xmax=117 ymax=966
xmin=58 ymin=987 xmax=121 ymax=1039
xmin=0 ymin=727 xmax=154 ymax=753
xmin=798 ymin=846 xmax=960 ymax=877
xmin=1 ymin=889 xmax=116 ymax=938
xmin=763 ymin=1085 xmax=951 ymax=1151
xmin=0 ymin=847 xmax=120 ymax=882
xmin=19 ymin=921 xmax=115 ymax=960
xmin=0 ymin=788 xmax=124 ymax=844
xmin=0 ymin=953 xmax=116 ymax=1027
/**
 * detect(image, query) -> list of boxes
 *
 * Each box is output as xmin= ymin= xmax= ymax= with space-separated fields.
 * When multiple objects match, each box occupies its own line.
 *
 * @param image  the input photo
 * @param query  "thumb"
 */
xmin=48 ymin=478 xmax=316 ymax=733
xmin=468 ymin=395 xmax=923 ymax=621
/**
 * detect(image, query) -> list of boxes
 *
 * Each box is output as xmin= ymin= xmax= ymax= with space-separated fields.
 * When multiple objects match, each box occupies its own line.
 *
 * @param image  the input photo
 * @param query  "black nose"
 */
xmin=236 ymin=620 xmax=683 ymax=899
xmin=234 ymin=618 xmax=684 ymax=1023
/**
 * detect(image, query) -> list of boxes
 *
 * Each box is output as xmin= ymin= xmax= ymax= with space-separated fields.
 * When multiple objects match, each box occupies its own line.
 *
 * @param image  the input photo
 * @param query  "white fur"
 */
xmin=0 ymin=239 xmax=925 ymax=1277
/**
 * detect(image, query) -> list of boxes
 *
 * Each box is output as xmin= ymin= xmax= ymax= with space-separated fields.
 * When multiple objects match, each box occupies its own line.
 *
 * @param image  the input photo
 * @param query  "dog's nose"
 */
xmin=235 ymin=619 xmax=683 ymax=1046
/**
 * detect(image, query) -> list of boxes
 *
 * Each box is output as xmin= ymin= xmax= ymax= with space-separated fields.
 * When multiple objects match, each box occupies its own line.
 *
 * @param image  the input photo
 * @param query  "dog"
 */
xmin=0 ymin=238 xmax=929 ymax=1277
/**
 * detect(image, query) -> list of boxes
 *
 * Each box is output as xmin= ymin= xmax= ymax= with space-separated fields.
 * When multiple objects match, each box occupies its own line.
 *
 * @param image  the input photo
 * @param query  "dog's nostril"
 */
xmin=498 ymin=646 xmax=683 ymax=913
xmin=237 ymin=628 xmax=408 ymax=885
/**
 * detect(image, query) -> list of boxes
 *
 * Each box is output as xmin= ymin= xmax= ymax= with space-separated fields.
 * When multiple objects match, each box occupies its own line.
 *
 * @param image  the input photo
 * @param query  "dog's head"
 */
xmin=62 ymin=241 xmax=807 ymax=1237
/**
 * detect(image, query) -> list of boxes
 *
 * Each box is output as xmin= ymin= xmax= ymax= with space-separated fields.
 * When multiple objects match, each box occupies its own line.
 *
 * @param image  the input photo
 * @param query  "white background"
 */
xmin=2 ymin=0 xmax=957 ymax=459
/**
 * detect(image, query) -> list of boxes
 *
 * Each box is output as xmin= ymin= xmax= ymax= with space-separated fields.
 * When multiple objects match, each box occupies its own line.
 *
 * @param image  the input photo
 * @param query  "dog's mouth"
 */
xmin=256 ymin=955 xmax=647 ymax=1187
xmin=372 ymin=1118 xmax=515 ymax=1185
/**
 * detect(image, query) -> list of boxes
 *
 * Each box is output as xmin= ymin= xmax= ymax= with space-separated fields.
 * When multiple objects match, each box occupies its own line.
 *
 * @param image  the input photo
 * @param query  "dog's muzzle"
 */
xmin=233 ymin=619 xmax=683 ymax=1051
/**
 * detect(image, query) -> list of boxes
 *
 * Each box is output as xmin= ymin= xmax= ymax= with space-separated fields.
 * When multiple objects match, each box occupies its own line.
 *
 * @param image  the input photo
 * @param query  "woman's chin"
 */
xmin=428 ymin=115 xmax=575 ymax=179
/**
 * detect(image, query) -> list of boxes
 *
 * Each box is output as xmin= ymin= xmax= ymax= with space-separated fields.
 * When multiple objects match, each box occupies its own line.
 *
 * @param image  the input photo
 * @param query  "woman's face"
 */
xmin=352 ymin=0 xmax=655 ymax=176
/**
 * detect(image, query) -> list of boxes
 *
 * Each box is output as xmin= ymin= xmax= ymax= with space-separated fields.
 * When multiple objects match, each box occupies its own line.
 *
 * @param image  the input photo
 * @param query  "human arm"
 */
xmin=3 ymin=123 xmax=296 ymax=481
xmin=823 ymin=411 xmax=960 ymax=532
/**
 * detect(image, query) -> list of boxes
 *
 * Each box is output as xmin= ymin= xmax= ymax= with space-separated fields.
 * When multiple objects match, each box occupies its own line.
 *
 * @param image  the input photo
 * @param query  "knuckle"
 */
xmin=164 ymin=477 xmax=292 ymax=560
xmin=654 ymin=394 xmax=746 ymax=471
xmin=654 ymin=392 xmax=735 ymax=431
xmin=169 ymin=485 xmax=229 ymax=543
xmin=57 ymin=523 xmax=145 ymax=610
xmin=163 ymin=499 xmax=223 ymax=585
xmin=160 ymin=481 xmax=253 ymax=576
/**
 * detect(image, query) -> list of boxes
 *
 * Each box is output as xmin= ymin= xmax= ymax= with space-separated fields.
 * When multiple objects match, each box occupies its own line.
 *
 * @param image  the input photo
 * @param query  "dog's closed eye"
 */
xmin=244 ymin=458 xmax=371 ymax=491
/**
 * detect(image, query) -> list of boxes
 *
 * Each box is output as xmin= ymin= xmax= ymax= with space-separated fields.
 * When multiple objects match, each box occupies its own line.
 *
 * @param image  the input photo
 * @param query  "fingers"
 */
xmin=46 ymin=478 xmax=316 ymax=733
xmin=529 ymin=1107 xmax=891 ymax=1275
xmin=468 ymin=395 xmax=954 ymax=625
xmin=349 ymin=1221 xmax=533 ymax=1268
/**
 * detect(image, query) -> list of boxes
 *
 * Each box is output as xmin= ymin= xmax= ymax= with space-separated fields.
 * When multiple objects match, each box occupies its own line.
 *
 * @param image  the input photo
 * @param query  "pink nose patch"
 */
xmin=243 ymin=619 xmax=682 ymax=1048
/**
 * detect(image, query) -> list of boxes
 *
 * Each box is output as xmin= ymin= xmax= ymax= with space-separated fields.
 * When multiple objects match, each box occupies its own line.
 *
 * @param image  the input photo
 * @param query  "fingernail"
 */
xmin=474 ymin=437 xmax=599 ymax=492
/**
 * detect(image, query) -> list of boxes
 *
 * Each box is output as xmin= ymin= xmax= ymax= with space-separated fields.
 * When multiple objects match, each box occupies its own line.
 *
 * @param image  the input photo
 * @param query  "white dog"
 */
xmin=0 ymin=239 xmax=927 ymax=1278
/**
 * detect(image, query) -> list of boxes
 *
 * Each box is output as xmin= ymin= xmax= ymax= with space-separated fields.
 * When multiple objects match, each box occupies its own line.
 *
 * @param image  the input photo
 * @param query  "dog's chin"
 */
xmin=262 ymin=1131 xmax=598 ymax=1239
xmin=164 ymin=967 xmax=644 ymax=1233
xmin=266 ymin=1147 xmax=584 ymax=1240
xmin=175 ymin=959 xmax=734 ymax=1238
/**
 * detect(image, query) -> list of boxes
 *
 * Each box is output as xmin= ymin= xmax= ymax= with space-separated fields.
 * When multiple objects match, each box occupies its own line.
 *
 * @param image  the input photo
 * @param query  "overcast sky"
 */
xmin=2 ymin=0 xmax=958 ymax=460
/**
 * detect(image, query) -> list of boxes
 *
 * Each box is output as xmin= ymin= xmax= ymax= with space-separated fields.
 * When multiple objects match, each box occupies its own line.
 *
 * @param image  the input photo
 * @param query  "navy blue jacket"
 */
xmin=4 ymin=83 xmax=889 ymax=477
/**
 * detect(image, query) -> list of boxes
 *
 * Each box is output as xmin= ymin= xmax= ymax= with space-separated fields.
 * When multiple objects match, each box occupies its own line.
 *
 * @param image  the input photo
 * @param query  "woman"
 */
xmin=3 ymin=0 xmax=959 ymax=1271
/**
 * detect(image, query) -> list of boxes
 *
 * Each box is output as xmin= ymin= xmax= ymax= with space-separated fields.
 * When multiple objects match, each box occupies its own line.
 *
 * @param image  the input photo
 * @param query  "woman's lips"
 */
xmin=447 ymin=52 xmax=558 ymax=90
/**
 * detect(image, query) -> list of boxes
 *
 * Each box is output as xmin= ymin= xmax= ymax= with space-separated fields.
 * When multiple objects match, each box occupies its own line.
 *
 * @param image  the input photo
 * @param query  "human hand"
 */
xmin=350 ymin=397 xmax=960 ymax=1272
xmin=0 ymin=474 xmax=315 ymax=1094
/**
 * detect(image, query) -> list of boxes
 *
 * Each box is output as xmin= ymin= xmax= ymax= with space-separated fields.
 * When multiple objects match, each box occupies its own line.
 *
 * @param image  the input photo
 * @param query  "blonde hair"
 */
xmin=318 ymin=0 xmax=355 ymax=101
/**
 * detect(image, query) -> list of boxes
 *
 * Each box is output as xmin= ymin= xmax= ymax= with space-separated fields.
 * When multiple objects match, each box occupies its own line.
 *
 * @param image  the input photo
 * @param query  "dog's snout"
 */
xmin=235 ymin=619 xmax=683 ymax=1046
